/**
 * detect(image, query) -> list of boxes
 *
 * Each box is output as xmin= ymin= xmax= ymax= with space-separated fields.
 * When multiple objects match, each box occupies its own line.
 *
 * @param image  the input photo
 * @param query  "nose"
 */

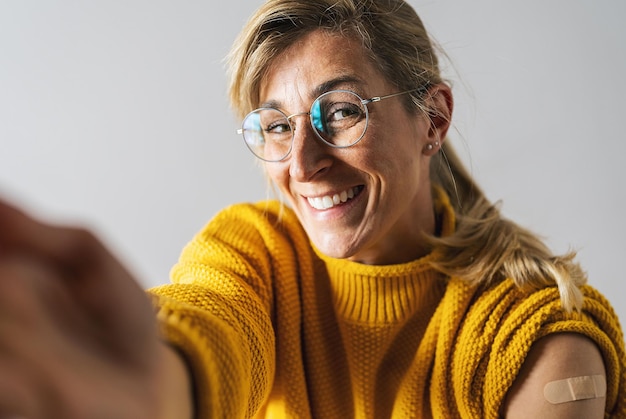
xmin=288 ymin=114 xmax=332 ymax=181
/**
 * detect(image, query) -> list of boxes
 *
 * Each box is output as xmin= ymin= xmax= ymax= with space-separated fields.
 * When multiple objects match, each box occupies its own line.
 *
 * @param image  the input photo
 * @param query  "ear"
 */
xmin=422 ymin=83 xmax=453 ymax=156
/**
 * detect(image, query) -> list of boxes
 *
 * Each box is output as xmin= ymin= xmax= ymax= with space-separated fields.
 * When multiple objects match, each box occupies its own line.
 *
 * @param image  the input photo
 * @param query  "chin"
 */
xmin=311 ymin=236 xmax=359 ymax=260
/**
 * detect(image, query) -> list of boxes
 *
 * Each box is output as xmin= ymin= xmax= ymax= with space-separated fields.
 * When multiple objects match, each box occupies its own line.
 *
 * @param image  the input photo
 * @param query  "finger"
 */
xmin=0 ymin=199 xmax=156 ymax=364
xmin=0 ymin=255 xmax=97 ymax=353
xmin=0 ymin=198 xmax=69 ymax=256
xmin=0 ymin=199 xmax=129 ymax=287
xmin=0 ymin=208 xmax=116 ymax=320
xmin=0 ymin=198 xmax=144 ymax=316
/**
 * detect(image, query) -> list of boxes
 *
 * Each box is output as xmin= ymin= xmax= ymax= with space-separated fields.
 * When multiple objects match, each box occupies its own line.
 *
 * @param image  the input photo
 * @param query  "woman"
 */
xmin=0 ymin=0 xmax=624 ymax=418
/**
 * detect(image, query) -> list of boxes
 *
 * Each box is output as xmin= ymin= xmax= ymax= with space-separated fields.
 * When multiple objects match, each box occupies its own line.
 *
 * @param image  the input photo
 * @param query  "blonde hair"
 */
xmin=227 ymin=0 xmax=586 ymax=311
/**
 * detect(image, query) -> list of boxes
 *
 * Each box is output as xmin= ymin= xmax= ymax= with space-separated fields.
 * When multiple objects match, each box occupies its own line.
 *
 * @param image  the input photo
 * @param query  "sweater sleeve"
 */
xmin=448 ymin=279 xmax=626 ymax=418
xmin=147 ymin=201 xmax=292 ymax=419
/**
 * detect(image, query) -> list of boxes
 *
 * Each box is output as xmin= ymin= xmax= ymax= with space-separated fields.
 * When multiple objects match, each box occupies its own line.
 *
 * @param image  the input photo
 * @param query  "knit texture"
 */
xmin=148 ymin=191 xmax=626 ymax=418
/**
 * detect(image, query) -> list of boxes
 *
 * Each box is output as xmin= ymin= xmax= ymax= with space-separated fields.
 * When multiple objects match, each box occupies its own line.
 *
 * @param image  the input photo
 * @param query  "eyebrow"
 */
xmin=260 ymin=75 xmax=366 ymax=109
xmin=311 ymin=75 xmax=364 ymax=98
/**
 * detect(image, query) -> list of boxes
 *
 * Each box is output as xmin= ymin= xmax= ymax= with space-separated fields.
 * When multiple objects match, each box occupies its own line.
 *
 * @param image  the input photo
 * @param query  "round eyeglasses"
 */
xmin=237 ymin=88 xmax=421 ymax=162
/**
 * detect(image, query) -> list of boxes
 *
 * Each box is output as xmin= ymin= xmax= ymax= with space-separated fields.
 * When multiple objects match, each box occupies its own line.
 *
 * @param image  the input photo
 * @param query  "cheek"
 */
xmin=264 ymin=164 xmax=291 ymax=193
xmin=364 ymin=120 xmax=424 ymax=165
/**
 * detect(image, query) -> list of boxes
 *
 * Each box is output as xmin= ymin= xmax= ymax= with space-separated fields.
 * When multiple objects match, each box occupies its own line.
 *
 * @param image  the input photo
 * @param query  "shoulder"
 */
xmin=194 ymin=200 xmax=303 ymax=241
xmin=445 ymin=279 xmax=624 ymax=416
xmin=502 ymin=332 xmax=606 ymax=418
xmin=208 ymin=200 xmax=285 ymax=226
xmin=178 ymin=200 xmax=310 ymax=265
xmin=214 ymin=200 xmax=301 ymax=226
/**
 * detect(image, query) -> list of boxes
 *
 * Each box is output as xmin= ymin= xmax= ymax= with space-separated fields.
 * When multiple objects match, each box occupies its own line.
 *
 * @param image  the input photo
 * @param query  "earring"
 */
xmin=425 ymin=141 xmax=439 ymax=152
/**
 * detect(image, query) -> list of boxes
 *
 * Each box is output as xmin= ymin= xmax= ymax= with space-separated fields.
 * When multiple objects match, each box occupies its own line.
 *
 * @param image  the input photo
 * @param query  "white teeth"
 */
xmin=307 ymin=187 xmax=360 ymax=210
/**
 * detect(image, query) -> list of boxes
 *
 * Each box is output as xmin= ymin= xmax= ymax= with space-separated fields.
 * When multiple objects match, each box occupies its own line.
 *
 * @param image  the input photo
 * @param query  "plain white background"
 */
xmin=1 ymin=1 xmax=625 ymax=323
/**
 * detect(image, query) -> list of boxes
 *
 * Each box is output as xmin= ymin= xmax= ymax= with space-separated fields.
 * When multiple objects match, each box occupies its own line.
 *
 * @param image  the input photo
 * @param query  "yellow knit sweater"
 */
xmin=148 ymin=192 xmax=626 ymax=418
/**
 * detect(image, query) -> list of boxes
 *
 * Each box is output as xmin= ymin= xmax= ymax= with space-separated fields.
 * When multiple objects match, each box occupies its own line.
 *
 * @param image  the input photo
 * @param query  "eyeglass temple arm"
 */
xmin=363 ymin=86 xmax=429 ymax=105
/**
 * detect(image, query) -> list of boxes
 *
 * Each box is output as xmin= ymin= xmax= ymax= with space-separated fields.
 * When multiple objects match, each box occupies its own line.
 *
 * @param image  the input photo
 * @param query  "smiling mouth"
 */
xmin=306 ymin=186 xmax=363 ymax=210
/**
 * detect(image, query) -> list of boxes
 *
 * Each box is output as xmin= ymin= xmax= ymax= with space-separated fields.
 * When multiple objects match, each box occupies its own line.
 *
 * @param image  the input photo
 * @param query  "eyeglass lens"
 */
xmin=241 ymin=90 xmax=369 ymax=162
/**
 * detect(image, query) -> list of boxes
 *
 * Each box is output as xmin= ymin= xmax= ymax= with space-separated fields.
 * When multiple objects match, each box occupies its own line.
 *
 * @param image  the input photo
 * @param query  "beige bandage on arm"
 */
xmin=543 ymin=374 xmax=606 ymax=404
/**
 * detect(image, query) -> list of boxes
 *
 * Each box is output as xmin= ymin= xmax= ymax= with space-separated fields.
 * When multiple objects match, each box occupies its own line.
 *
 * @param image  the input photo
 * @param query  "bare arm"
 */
xmin=502 ymin=332 xmax=606 ymax=418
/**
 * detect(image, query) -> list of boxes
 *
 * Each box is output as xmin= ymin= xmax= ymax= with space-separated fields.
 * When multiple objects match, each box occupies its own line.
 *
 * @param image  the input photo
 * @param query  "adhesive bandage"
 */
xmin=543 ymin=374 xmax=606 ymax=404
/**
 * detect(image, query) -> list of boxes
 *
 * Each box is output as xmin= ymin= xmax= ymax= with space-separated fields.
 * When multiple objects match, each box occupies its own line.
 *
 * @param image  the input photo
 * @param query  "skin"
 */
xmin=261 ymin=30 xmax=452 ymax=265
xmin=0 ymin=201 xmax=193 ymax=419
xmin=502 ymin=333 xmax=607 ymax=418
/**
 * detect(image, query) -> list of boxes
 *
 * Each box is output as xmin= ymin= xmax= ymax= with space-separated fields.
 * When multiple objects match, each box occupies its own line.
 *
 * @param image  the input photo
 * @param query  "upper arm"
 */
xmin=502 ymin=332 xmax=606 ymax=419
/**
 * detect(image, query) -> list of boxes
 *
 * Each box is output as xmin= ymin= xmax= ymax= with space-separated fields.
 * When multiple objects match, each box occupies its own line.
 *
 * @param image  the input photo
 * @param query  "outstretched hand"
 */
xmin=0 ymin=199 xmax=192 ymax=418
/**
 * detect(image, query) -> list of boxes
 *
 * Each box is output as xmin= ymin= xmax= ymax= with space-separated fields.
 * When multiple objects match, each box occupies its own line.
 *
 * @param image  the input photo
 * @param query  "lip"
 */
xmin=301 ymin=185 xmax=365 ymax=217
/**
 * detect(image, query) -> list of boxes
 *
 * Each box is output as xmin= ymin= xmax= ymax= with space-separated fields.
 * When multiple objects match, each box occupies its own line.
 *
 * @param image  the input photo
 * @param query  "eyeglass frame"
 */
xmin=236 ymin=87 xmax=427 ymax=162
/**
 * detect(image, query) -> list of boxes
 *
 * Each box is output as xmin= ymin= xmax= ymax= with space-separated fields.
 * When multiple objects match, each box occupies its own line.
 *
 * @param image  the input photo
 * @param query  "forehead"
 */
xmin=259 ymin=30 xmax=388 ymax=104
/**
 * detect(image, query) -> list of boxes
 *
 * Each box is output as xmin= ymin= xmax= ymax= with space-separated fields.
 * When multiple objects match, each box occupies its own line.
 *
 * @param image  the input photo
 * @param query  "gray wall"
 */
xmin=1 ymin=1 xmax=625 ymax=323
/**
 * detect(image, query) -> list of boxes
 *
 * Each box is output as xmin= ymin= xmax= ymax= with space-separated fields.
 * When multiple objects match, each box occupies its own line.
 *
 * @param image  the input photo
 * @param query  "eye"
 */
xmin=327 ymin=103 xmax=361 ymax=122
xmin=323 ymin=102 xmax=364 ymax=130
xmin=263 ymin=115 xmax=291 ymax=134
xmin=264 ymin=120 xmax=291 ymax=134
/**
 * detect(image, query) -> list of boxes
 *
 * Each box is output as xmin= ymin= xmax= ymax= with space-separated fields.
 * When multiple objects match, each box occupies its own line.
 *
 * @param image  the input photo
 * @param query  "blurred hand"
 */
xmin=0 ymin=200 xmax=191 ymax=418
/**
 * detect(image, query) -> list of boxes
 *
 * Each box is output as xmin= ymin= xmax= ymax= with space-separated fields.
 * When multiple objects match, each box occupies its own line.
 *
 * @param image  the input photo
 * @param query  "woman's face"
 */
xmin=260 ymin=30 xmax=449 ymax=265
